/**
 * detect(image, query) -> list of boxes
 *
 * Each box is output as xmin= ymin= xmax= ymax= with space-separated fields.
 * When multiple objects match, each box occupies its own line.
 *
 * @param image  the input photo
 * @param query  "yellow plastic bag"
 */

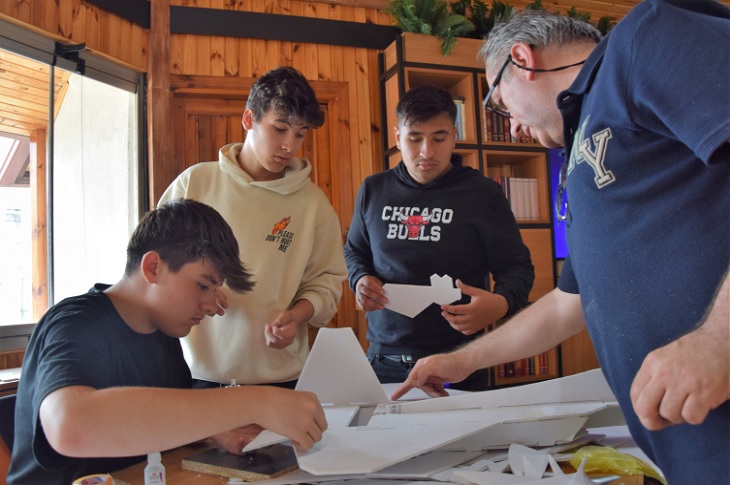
xmin=570 ymin=446 xmax=667 ymax=485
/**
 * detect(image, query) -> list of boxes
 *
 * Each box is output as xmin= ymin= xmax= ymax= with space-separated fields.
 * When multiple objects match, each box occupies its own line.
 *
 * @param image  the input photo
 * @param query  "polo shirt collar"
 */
xmin=558 ymin=35 xmax=609 ymax=152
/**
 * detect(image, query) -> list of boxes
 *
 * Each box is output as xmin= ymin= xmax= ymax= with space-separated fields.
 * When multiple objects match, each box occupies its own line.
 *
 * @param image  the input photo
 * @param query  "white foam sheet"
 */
xmin=383 ymin=369 xmax=617 ymax=415
xmin=251 ymin=450 xmax=484 ymax=485
xmin=455 ymin=471 xmax=529 ymax=485
xmin=296 ymin=328 xmax=388 ymax=406
xmin=508 ymin=443 xmax=549 ymax=478
xmin=442 ymin=416 xmax=589 ymax=451
xmin=324 ymin=481 xmax=435 ymax=485
xmin=245 ymin=327 xmax=386 ymax=452
xmin=297 ymin=402 xmax=608 ymax=476
xmin=455 ymin=468 xmax=595 ymax=485
xmin=296 ymin=408 xmax=499 ymax=475
xmin=242 ymin=405 xmax=359 ymax=452
xmin=369 ymin=450 xmax=484 ymax=479
xmin=244 ymin=330 xmax=628 ymax=478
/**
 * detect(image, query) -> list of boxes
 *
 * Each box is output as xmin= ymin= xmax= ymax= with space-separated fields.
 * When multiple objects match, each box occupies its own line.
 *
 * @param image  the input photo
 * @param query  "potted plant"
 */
xmin=386 ymin=0 xmax=475 ymax=56
xmin=449 ymin=0 xmax=515 ymax=41
xmin=386 ymin=0 xmax=616 ymax=58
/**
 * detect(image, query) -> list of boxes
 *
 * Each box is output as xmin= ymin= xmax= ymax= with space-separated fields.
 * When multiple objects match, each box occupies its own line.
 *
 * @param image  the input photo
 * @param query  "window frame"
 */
xmin=0 ymin=19 xmax=147 ymax=349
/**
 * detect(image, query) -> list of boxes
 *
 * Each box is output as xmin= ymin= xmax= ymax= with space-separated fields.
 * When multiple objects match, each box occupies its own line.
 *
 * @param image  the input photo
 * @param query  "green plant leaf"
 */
xmin=387 ymin=0 xmax=476 ymax=56
xmin=490 ymin=1 xmax=516 ymax=25
xmin=416 ymin=0 xmax=443 ymax=26
xmin=566 ymin=6 xmax=591 ymax=23
xmin=466 ymin=0 xmax=490 ymax=39
xmin=387 ymin=0 xmax=433 ymax=34
xmin=525 ymin=0 xmax=545 ymax=10
xmin=435 ymin=6 xmax=474 ymax=55
xmin=596 ymin=16 xmax=616 ymax=35
xmin=388 ymin=0 xmax=615 ymax=56
xmin=449 ymin=0 xmax=470 ymax=16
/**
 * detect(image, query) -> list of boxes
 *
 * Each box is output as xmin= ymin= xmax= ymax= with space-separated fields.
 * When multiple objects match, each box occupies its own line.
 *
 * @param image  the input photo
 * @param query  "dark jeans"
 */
xmin=192 ymin=378 xmax=298 ymax=390
xmin=367 ymin=351 xmax=489 ymax=392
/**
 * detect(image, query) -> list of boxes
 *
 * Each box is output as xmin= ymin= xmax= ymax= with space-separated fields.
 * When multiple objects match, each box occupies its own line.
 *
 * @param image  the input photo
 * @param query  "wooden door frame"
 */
xmin=167 ymin=75 xmax=353 ymax=227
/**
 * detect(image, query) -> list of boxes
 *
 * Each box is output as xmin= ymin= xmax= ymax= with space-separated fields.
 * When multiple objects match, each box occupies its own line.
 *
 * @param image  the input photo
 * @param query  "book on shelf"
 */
xmin=528 ymin=178 xmax=539 ymax=221
xmin=482 ymin=108 xmax=538 ymax=144
xmin=496 ymin=351 xmax=552 ymax=380
xmin=493 ymin=111 xmax=504 ymax=142
xmin=492 ymin=176 xmax=540 ymax=220
xmin=453 ymin=96 xmax=466 ymax=141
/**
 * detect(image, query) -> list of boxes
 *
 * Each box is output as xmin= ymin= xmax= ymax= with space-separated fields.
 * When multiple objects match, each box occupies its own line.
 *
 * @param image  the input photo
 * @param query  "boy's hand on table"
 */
xmin=255 ymin=388 xmax=327 ymax=451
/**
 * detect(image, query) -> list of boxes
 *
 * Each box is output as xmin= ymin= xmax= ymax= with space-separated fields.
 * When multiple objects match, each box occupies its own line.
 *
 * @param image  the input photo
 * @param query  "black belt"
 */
xmin=378 ymin=354 xmax=417 ymax=364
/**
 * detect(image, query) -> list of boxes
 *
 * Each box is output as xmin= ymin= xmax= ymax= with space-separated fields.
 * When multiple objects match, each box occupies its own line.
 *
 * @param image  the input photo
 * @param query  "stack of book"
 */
xmin=497 ymin=352 xmax=551 ymax=379
xmin=493 ymin=176 xmax=540 ymax=220
xmin=482 ymin=109 xmax=535 ymax=144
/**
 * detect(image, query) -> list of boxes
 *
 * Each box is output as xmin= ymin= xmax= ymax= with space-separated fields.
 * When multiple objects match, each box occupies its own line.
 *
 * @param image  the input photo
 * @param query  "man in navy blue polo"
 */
xmin=394 ymin=1 xmax=730 ymax=482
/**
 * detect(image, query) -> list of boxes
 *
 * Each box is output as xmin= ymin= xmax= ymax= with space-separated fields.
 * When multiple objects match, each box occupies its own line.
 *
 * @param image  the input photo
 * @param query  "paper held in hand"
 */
xmin=383 ymin=273 xmax=461 ymax=318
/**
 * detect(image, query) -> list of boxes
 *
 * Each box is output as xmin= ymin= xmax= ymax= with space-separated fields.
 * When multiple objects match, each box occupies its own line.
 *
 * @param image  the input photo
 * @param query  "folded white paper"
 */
xmin=383 ymin=274 xmax=461 ymax=318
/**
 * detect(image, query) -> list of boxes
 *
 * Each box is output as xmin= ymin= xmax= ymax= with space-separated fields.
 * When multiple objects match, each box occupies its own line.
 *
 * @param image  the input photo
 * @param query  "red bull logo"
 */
xmin=400 ymin=214 xmax=431 ymax=239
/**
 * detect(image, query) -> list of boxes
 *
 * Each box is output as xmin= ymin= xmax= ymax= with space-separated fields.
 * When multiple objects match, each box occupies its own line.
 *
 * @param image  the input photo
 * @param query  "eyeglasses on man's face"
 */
xmin=482 ymin=54 xmax=587 ymax=120
xmin=482 ymin=56 xmax=513 ymax=119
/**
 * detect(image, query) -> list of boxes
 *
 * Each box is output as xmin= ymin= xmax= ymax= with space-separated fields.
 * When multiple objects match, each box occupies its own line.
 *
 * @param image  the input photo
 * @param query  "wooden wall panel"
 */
xmin=164 ymin=0 xmax=390 ymax=201
xmin=0 ymin=0 xmax=148 ymax=71
xmin=561 ymin=330 xmax=600 ymax=376
xmin=519 ymin=228 xmax=555 ymax=302
xmin=1 ymin=0 xmax=389 ymax=196
xmin=0 ymin=351 xmax=24 ymax=371
xmin=1 ymin=0 xmax=392 ymax=351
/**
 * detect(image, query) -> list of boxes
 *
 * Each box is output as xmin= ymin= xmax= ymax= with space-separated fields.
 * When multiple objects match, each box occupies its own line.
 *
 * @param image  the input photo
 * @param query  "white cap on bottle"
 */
xmin=147 ymin=451 xmax=162 ymax=464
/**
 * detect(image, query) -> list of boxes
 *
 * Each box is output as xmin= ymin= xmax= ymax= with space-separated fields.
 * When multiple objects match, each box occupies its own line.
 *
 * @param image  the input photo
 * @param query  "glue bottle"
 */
xmin=144 ymin=451 xmax=166 ymax=485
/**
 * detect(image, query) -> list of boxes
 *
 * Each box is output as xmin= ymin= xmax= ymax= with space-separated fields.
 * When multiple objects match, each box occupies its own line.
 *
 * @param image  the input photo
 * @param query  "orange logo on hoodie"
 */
xmin=271 ymin=216 xmax=291 ymax=235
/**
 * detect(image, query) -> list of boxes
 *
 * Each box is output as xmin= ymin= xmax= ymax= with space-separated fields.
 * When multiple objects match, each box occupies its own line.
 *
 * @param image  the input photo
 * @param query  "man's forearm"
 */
xmin=457 ymin=288 xmax=585 ymax=373
xmin=696 ymin=270 xmax=729 ymax=347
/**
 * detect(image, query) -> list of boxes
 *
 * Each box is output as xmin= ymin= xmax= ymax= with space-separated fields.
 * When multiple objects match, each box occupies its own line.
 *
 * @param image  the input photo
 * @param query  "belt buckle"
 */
xmin=401 ymin=354 xmax=414 ymax=364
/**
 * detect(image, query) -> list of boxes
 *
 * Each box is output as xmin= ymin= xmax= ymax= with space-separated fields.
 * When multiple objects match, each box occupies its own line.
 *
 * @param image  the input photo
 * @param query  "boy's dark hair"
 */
xmin=396 ymin=85 xmax=457 ymax=128
xmin=126 ymin=199 xmax=254 ymax=293
xmin=245 ymin=66 xmax=325 ymax=128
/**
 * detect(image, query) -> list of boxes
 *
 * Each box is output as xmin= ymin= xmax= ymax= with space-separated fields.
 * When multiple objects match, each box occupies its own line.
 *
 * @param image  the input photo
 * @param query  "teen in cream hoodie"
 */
xmin=159 ymin=142 xmax=347 ymax=385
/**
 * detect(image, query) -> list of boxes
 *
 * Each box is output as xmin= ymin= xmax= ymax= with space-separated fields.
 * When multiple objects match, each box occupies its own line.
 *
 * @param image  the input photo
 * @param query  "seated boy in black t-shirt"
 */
xmin=8 ymin=199 xmax=327 ymax=485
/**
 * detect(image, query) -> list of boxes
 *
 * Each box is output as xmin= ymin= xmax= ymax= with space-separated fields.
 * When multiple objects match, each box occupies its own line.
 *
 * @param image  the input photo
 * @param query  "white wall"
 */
xmin=52 ymin=73 xmax=139 ymax=301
